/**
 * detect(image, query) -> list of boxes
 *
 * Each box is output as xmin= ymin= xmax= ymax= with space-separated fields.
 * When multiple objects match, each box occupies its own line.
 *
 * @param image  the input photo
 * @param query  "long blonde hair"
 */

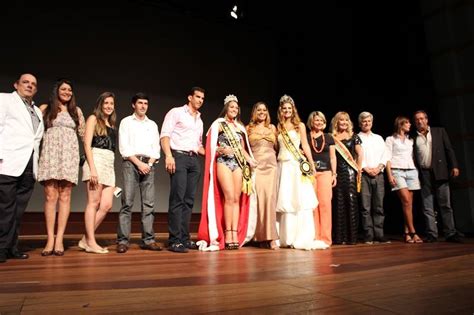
xmin=330 ymin=111 xmax=354 ymax=137
xmin=93 ymin=92 xmax=116 ymax=136
xmin=277 ymin=95 xmax=301 ymax=132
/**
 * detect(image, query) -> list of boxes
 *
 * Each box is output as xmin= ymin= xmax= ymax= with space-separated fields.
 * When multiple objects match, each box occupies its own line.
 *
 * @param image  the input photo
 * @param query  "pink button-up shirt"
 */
xmin=160 ymin=105 xmax=203 ymax=152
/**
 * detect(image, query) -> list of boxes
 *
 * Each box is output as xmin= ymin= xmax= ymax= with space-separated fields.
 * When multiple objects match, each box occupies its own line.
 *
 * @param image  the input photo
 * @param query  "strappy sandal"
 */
xmin=231 ymin=230 xmax=239 ymax=250
xmin=224 ymin=230 xmax=233 ymax=250
xmin=404 ymin=233 xmax=414 ymax=244
xmin=411 ymin=233 xmax=423 ymax=244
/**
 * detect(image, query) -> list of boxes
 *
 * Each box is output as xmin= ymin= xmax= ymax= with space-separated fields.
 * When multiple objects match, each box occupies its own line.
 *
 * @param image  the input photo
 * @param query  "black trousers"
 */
xmin=167 ymin=152 xmax=201 ymax=245
xmin=0 ymin=154 xmax=35 ymax=250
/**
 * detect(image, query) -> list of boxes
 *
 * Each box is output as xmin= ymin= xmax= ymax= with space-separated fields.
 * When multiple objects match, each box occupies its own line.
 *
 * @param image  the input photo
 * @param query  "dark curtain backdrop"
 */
xmin=1 ymin=1 xmax=437 ymax=235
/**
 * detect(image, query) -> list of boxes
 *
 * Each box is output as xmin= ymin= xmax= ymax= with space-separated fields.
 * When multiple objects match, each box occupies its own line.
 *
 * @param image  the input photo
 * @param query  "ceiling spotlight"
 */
xmin=230 ymin=5 xmax=238 ymax=19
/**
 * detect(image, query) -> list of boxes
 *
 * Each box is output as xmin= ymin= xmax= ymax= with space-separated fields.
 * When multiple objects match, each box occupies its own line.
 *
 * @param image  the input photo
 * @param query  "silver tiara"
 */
xmin=279 ymin=94 xmax=294 ymax=106
xmin=224 ymin=94 xmax=238 ymax=104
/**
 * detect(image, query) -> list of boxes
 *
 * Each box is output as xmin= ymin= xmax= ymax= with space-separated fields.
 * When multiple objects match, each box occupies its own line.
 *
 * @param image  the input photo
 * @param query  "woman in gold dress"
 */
xmin=246 ymin=102 xmax=279 ymax=249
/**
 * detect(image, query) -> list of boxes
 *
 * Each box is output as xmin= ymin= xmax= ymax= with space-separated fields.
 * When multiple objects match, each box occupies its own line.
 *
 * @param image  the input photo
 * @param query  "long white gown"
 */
xmin=276 ymin=129 xmax=326 ymax=250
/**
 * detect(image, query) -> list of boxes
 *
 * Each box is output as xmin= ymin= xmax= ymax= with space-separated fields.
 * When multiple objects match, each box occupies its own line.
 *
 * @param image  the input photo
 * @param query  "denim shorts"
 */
xmin=391 ymin=168 xmax=420 ymax=191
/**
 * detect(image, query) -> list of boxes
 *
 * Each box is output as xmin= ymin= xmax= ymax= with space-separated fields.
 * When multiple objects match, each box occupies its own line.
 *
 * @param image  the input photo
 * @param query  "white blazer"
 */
xmin=0 ymin=91 xmax=44 ymax=178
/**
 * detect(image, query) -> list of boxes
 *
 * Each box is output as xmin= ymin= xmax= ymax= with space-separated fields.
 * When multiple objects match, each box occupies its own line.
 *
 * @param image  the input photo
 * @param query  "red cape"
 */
xmin=197 ymin=121 xmax=251 ymax=250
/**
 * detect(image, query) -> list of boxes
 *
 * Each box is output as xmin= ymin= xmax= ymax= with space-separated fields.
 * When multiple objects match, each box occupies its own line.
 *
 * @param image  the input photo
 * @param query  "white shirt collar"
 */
xmin=184 ymin=104 xmax=201 ymax=119
xmin=416 ymin=126 xmax=430 ymax=136
xmin=132 ymin=113 xmax=149 ymax=122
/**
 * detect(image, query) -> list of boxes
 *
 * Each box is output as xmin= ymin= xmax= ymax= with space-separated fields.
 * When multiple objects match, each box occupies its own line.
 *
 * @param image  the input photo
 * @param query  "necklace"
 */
xmin=311 ymin=131 xmax=325 ymax=153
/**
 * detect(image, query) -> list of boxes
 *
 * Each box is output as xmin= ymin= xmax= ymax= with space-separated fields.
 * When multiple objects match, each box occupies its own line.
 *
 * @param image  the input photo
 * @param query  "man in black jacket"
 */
xmin=413 ymin=110 xmax=463 ymax=243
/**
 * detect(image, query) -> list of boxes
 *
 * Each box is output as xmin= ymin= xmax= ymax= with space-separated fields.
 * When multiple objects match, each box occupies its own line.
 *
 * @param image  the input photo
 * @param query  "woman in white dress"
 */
xmin=275 ymin=95 xmax=327 ymax=250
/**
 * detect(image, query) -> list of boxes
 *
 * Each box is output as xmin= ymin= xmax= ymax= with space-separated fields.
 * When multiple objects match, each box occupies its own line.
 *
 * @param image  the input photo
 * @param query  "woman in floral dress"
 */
xmin=38 ymin=79 xmax=85 ymax=256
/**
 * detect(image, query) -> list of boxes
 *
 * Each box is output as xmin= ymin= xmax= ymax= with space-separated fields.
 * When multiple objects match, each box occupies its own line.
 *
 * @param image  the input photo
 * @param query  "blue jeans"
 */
xmin=117 ymin=160 xmax=156 ymax=245
xmin=420 ymin=169 xmax=457 ymax=238
xmin=168 ymin=152 xmax=201 ymax=245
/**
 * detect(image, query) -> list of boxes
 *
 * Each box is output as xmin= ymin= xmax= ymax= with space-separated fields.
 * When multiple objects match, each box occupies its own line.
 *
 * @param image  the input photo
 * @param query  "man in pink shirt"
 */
xmin=160 ymin=87 xmax=206 ymax=253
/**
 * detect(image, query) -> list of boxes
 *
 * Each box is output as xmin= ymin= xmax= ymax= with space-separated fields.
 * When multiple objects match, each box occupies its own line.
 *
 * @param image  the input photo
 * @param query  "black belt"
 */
xmin=172 ymin=149 xmax=197 ymax=157
xmin=362 ymin=172 xmax=383 ymax=176
xmin=316 ymin=168 xmax=331 ymax=172
xmin=315 ymin=160 xmax=330 ymax=171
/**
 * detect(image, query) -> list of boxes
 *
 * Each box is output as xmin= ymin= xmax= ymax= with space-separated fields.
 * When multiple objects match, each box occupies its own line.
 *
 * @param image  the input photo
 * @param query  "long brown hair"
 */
xmin=218 ymin=99 xmax=243 ymax=125
xmin=247 ymin=101 xmax=271 ymax=134
xmin=277 ymin=95 xmax=301 ymax=132
xmin=43 ymin=79 xmax=79 ymax=131
xmin=93 ymin=92 xmax=116 ymax=136
xmin=392 ymin=116 xmax=410 ymax=137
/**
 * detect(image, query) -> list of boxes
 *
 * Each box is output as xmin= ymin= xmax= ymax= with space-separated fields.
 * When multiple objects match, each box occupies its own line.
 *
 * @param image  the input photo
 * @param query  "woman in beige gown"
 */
xmin=247 ymin=102 xmax=279 ymax=249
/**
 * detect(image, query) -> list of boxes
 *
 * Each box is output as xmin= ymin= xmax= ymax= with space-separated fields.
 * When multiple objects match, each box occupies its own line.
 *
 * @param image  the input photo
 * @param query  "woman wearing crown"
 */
xmin=275 ymin=95 xmax=324 ymax=250
xmin=197 ymin=95 xmax=258 ymax=250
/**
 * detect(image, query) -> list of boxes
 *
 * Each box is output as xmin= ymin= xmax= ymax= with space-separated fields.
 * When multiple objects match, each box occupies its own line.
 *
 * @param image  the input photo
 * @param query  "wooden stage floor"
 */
xmin=1 ymin=235 xmax=473 ymax=314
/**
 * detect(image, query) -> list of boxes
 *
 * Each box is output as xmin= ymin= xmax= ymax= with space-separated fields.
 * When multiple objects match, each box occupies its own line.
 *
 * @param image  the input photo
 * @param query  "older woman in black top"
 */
xmin=307 ymin=111 xmax=337 ymax=247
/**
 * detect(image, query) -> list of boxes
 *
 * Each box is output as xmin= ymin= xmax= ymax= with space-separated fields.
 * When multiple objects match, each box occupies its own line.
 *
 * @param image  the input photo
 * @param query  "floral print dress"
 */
xmin=38 ymin=108 xmax=85 ymax=185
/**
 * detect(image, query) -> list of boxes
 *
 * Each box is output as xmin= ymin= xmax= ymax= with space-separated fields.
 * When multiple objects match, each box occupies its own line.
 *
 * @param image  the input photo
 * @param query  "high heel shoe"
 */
xmin=404 ymin=233 xmax=414 ymax=244
xmin=224 ymin=230 xmax=233 ymax=250
xmin=231 ymin=230 xmax=239 ymax=250
xmin=411 ymin=233 xmax=423 ymax=244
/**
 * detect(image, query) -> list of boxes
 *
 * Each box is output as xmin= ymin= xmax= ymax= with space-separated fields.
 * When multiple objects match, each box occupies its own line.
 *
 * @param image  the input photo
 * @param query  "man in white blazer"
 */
xmin=0 ymin=73 xmax=44 ymax=262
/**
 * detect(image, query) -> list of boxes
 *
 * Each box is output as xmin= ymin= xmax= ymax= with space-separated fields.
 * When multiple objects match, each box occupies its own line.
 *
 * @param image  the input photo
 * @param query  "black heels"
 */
xmin=225 ymin=230 xmax=233 ymax=250
xmin=225 ymin=230 xmax=239 ymax=250
xmin=231 ymin=230 xmax=239 ymax=249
